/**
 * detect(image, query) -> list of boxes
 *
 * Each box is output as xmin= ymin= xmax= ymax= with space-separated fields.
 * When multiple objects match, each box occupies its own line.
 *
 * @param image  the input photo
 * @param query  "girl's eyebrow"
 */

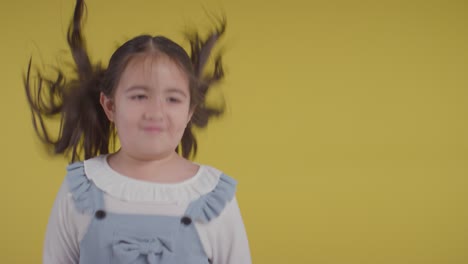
xmin=165 ymin=88 xmax=188 ymax=97
xmin=125 ymin=86 xmax=188 ymax=97
xmin=125 ymin=85 xmax=149 ymax=93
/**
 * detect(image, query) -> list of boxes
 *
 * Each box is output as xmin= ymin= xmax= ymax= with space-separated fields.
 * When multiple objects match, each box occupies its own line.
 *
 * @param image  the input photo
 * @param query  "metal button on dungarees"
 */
xmin=181 ymin=216 xmax=192 ymax=225
xmin=95 ymin=210 xmax=106 ymax=220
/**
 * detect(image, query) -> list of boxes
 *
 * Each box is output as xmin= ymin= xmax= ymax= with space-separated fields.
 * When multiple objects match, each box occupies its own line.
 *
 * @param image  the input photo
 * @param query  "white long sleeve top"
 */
xmin=43 ymin=155 xmax=251 ymax=264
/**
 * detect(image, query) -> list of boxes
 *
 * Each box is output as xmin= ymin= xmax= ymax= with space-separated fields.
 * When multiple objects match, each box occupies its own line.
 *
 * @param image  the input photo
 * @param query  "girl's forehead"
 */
xmin=118 ymin=53 xmax=189 ymax=86
xmin=126 ymin=53 xmax=177 ymax=72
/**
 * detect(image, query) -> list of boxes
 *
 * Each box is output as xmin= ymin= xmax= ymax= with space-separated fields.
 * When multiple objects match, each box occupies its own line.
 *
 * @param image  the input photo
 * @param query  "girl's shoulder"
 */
xmin=65 ymin=155 xmax=237 ymax=204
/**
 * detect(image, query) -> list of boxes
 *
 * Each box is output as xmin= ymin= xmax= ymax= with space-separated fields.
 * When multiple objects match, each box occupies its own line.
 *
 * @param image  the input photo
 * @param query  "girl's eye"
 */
xmin=130 ymin=94 xmax=147 ymax=100
xmin=167 ymin=97 xmax=181 ymax=103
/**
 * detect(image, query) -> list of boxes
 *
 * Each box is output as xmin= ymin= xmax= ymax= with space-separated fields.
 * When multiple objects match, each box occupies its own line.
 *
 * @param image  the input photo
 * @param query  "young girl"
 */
xmin=24 ymin=0 xmax=251 ymax=263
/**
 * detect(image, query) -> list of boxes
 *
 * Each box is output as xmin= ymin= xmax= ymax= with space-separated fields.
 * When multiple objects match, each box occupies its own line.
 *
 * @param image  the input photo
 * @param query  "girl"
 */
xmin=24 ymin=0 xmax=251 ymax=263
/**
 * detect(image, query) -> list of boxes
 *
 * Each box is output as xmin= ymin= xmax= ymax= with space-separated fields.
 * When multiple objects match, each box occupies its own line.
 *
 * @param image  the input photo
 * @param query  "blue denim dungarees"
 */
xmin=66 ymin=162 xmax=236 ymax=264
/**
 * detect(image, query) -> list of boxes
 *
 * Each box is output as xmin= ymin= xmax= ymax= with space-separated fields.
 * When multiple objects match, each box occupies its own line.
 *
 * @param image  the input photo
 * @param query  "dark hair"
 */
xmin=24 ymin=0 xmax=226 ymax=162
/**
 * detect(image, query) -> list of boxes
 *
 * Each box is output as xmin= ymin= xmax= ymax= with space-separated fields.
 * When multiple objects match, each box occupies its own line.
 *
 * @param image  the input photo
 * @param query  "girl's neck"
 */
xmin=106 ymin=150 xmax=199 ymax=184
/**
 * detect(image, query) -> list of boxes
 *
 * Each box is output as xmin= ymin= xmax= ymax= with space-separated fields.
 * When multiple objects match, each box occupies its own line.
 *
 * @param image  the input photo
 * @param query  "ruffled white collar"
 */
xmin=83 ymin=155 xmax=221 ymax=203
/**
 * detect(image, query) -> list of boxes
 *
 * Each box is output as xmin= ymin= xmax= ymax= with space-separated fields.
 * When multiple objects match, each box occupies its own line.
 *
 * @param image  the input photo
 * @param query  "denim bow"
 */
xmin=112 ymin=235 xmax=174 ymax=264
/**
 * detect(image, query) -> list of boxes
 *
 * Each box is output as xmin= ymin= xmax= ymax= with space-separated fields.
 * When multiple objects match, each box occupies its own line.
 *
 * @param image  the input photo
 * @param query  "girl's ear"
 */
xmin=100 ymin=92 xmax=114 ymax=122
xmin=188 ymin=108 xmax=194 ymax=124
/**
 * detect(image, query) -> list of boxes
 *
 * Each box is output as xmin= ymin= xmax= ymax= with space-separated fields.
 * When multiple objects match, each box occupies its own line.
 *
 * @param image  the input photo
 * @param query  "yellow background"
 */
xmin=1 ymin=0 xmax=468 ymax=263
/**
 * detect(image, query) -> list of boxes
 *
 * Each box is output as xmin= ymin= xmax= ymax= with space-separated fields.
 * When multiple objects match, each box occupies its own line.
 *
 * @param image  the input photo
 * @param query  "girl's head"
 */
xmin=24 ymin=0 xmax=225 ymax=161
xmin=101 ymin=41 xmax=193 ymax=161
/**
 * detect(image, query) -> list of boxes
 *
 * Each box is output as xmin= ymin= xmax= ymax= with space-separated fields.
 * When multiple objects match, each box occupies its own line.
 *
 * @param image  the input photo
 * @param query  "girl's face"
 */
xmin=101 ymin=54 xmax=193 ymax=160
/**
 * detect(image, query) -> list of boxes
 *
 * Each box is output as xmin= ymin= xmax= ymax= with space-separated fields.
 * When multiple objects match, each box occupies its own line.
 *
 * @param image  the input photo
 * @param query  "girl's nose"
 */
xmin=143 ymin=97 xmax=164 ymax=120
